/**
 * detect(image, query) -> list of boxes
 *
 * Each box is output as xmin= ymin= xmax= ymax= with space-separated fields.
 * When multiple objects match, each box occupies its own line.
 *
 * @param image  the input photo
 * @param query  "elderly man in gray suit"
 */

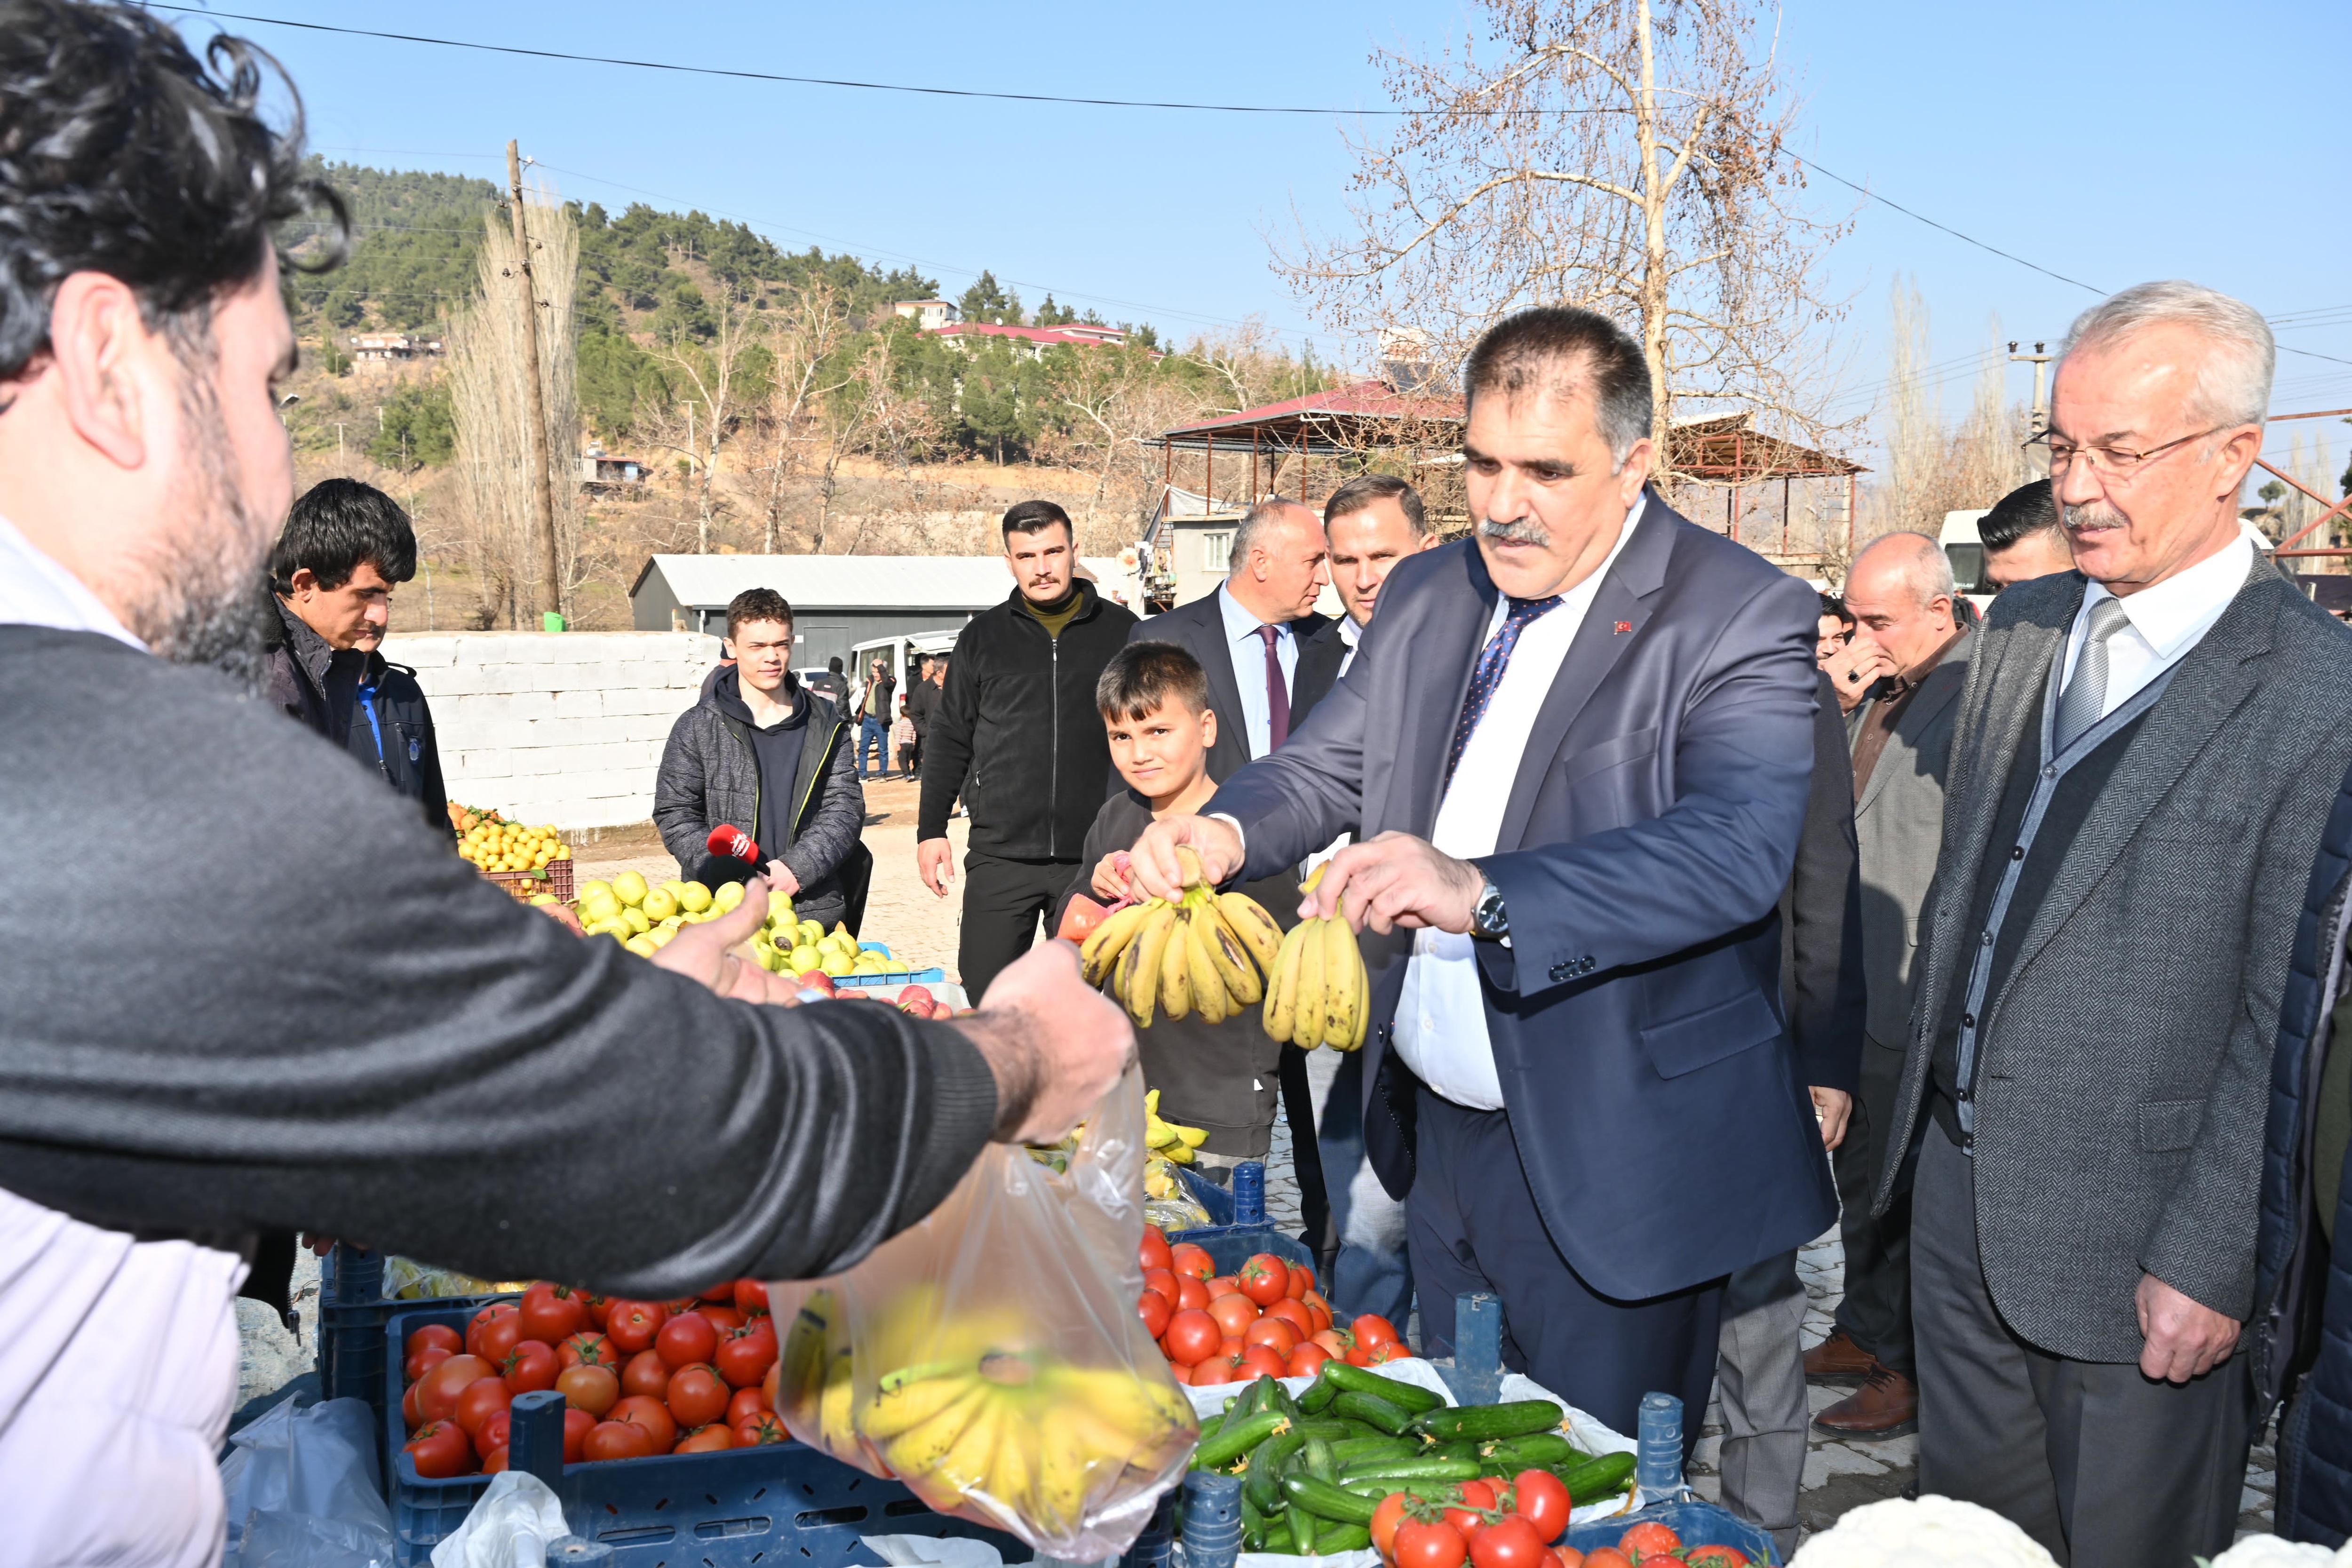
xmin=1875 ymin=280 xmax=2352 ymax=1564
xmin=1805 ymin=532 xmax=1971 ymax=1441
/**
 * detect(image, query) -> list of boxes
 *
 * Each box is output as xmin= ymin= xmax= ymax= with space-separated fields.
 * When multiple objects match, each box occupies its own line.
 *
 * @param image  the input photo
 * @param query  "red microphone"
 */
xmin=707 ymin=824 xmax=762 ymax=866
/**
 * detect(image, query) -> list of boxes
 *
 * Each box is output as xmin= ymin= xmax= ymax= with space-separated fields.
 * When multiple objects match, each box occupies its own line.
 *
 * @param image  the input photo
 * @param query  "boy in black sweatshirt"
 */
xmin=1055 ymin=642 xmax=1300 ymax=1168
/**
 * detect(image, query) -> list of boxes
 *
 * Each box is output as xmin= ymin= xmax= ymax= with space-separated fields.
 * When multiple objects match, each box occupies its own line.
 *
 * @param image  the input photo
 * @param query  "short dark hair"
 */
xmin=1462 ymin=306 xmax=1653 ymax=468
xmin=1324 ymin=473 xmax=1428 ymax=537
xmin=1979 ymin=479 xmax=2061 ymax=552
xmin=1097 ymin=640 xmax=1209 ymax=722
xmin=1002 ymin=499 xmax=1072 ymax=544
xmin=1818 ymin=592 xmax=1852 ymax=627
xmin=270 ymin=478 xmax=416 ymax=595
xmin=827 ymin=655 xmax=843 ymax=673
xmin=0 ymin=1 xmax=348 ymax=387
xmin=725 ymin=588 xmax=793 ymax=640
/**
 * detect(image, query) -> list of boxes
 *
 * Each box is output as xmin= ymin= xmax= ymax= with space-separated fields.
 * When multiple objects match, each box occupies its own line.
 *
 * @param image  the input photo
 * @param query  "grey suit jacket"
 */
xmin=1850 ymin=627 xmax=1973 ymax=1048
xmin=1874 ymin=560 xmax=2352 ymax=1361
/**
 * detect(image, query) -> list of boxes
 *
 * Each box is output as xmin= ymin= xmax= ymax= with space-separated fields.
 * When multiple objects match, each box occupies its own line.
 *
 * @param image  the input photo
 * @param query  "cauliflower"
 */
xmin=1790 ymin=1496 xmax=2056 ymax=1566
xmin=2207 ymin=1536 xmax=2346 ymax=1568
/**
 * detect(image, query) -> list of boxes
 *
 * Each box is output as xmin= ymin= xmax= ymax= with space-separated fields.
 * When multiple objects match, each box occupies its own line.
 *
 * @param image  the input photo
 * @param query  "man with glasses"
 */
xmin=1867 ymin=281 xmax=2352 ymax=1563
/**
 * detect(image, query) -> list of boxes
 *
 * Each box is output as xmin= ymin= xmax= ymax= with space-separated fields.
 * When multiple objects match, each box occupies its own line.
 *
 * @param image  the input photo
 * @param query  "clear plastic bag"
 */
xmin=768 ymin=1065 xmax=1196 ymax=1560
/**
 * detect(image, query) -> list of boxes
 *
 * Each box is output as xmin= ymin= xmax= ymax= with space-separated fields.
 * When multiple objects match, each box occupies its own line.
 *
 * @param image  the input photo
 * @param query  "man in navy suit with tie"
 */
xmin=1128 ymin=306 xmax=1835 ymax=1438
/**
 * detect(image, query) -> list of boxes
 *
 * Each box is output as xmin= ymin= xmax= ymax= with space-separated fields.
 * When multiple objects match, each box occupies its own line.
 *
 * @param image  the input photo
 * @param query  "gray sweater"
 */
xmin=0 ymin=627 xmax=997 ymax=1296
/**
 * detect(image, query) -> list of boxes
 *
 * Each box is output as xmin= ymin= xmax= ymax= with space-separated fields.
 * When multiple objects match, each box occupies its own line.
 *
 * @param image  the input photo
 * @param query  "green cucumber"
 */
xmin=1410 ymin=1401 xmax=1564 ymax=1443
xmin=1287 ymin=1502 xmax=1318 ymax=1555
xmin=1315 ymin=1523 xmax=1373 ymax=1554
xmin=1559 ymin=1450 xmax=1637 ymax=1505
xmin=1248 ymin=1431 xmax=1311 ymax=1512
xmin=1330 ymin=1389 xmax=1415 ymax=1435
xmin=1484 ymin=1433 xmax=1586 ymax=1470
xmin=1427 ymin=1439 xmax=1479 ymax=1463
xmin=1320 ymin=1362 xmax=1444 ymax=1413
xmin=1301 ymin=1436 xmax=1337 ymax=1483
xmin=1329 ymin=1435 xmax=1416 ymax=1466
xmin=1195 ymin=1414 xmax=1224 ymax=1447
xmin=1335 ymin=1455 xmax=1482 ymax=1487
xmin=1193 ymin=1409 xmax=1289 ymax=1470
xmin=1271 ymin=1377 xmax=1304 ymax=1419
xmin=1282 ymin=1475 xmax=1381 ymax=1524
xmin=1297 ymin=1372 xmax=1339 ymax=1414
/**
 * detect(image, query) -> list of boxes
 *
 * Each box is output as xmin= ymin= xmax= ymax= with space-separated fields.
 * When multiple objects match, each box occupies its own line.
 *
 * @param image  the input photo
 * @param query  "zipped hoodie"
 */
xmin=654 ymin=669 xmax=864 ymax=923
xmin=918 ymin=578 xmax=1139 ymax=859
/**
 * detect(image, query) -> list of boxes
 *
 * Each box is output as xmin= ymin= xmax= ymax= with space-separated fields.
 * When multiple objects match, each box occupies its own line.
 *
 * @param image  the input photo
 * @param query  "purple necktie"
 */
xmin=1443 ymin=595 xmax=1564 ymax=791
xmin=1255 ymin=623 xmax=1290 ymax=752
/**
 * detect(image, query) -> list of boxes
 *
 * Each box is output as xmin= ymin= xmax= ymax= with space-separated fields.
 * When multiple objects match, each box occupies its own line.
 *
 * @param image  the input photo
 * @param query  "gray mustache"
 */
xmin=1479 ymin=517 xmax=1552 ymax=547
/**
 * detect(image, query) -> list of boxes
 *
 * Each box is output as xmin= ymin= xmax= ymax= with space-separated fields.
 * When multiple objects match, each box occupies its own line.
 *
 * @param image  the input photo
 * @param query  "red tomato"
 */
xmin=1237 ymin=1345 xmax=1289 ymax=1380
xmin=1140 ymin=1227 xmax=1173 ymax=1274
xmin=1166 ymin=1361 xmax=1193 ymax=1384
xmin=1160 ymin=1309 xmax=1220 ymax=1365
xmin=518 ymin=1282 xmax=586 ymax=1345
xmin=1311 ymin=1328 xmax=1355 ymax=1358
xmin=1189 ymin=1353 xmax=1240 ymax=1385
xmin=453 ymin=1376 xmax=513 ymax=1441
xmin=561 ymin=1407 xmax=595 ymax=1464
xmin=661 ymin=1296 xmax=700 ymax=1317
xmin=734 ymin=1411 xmax=789 ymax=1445
xmin=698 ymin=1281 xmax=736 ymax=1303
xmin=502 ymin=1340 xmax=559 ymax=1395
xmin=406 ymin=1344 xmax=453 ymax=1386
xmin=734 ymin=1279 xmax=770 ymax=1315
xmin=1367 ymin=1340 xmax=1414 ymax=1365
xmin=1244 ymin=1317 xmax=1299 ymax=1355
xmin=1345 ymin=1346 xmax=1373 ymax=1366
xmin=1168 ymin=1243 xmax=1214 ymax=1282
xmin=727 ymin=1386 xmax=771 ymax=1427
xmin=609 ymin=1394 xmax=677 ymax=1453
xmin=1205 ymin=1276 xmax=1241 ymax=1299
xmin=715 ymin=1323 xmax=779 ymax=1388
xmin=418 ymin=1355 xmax=496 ymax=1423
xmin=476 ymin=1312 xmax=524 ymax=1367
xmin=622 ymin=1349 xmax=672 ymax=1399
xmin=582 ymin=1419 xmax=656 ymax=1463
xmin=1208 ymin=1293 xmax=1259 ymax=1338
xmin=1470 ymin=1513 xmax=1547 ymax=1568
xmin=1287 ymin=1343 xmax=1333 ymax=1378
xmin=1614 ymin=1523 xmax=1681 ymax=1560
xmin=559 ymin=1332 xmax=616 ymax=1369
xmin=1681 ymin=1549 xmax=1747 ymax=1568
xmin=1219 ymin=1336 xmax=1246 ymax=1361
xmin=1371 ymin=1494 xmax=1412 ymax=1559
xmin=555 ymin=1363 xmax=620 ymax=1417
xmin=1138 ymin=1290 xmax=1173 ymax=1339
xmin=580 ymin=1292 xmax=612 ymax=1330
xmin=1142 ymin=1267 xmax=1181 ymax=1304
xmin=466 ymin=1302 xmax=518 ymax=1358
xmin=656 ymin=1311 xmax=718 ymax=1370
xmin=1264 ymin=1298 xmax=1315 ymax=1338
xmin=1286 ymin=1261 xmax=1314 ymax=1300
xmin=1443 ymin=1480 xmax=1497 ymax=1536
xmin=1578 ymin=1552 xmax=1631 ymax=1568
xmin=404 ymin=1420 xmax=473 ymax=1479
xmin=1238 ymin=1254 xmax=1290 ymax=1307
xmin=476 ymin=1409 xmax=513 ymax=1455
xmin=762 ymin=1361 xmax=779 ymax=1414
xmin=1551 ymin=1550 xmax=1587 ymax=1568
xmin=604 ymin=1300 xmax=667 ymax=1354
xmin=480 ymin=1443 xmax=510 ymax=1473
xmin=1175 ymin=1276 xmax=1211 ymax=1313
xmin=407 ymin=1323 xmax=463 ymax=1360
xmin=1300 ymin=1290 xmax=1335 ymax=1333
xmin=401 ymin=1380 xmax=422 ymax=1430
xmin=1395 ymin=1519 xmax=1469 ymax=1568
xmin=667 ymin=1364 xmax=731 ymax=1428
xmin=701 ymin=1304 xmax=746 ymax=1334
xmin=677 ymin=1423 xmax=736 ymax=1453
xmin=1510 ymin=1471 xmax=1571 ymax=1544
xmin=1353 ymin=1313 xmax=1402 ymax=1350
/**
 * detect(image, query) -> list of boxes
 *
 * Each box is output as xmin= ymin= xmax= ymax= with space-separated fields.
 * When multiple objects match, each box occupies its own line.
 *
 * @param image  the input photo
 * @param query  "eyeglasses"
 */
xmin=2023 ymin=424 xmax=2233 ymax=482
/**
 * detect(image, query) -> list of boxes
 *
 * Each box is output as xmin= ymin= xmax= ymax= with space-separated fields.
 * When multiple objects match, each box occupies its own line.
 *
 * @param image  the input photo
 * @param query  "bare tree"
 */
xmin=1866 ymin=276 xmax=2032 ymax=541
xmin=1278 ymin=0 xmax=1851 ymax=466
xmin=745 ymin=279 xmax=858 ymax=553
xmin=644 ymin=286 xmax=755 ymax=553
xmin=448 ymin=188 xmax=580 ymax=627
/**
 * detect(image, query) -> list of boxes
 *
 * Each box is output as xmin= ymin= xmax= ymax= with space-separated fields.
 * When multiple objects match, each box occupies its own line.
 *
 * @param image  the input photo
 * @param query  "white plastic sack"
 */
xmin=858 ymin=1536 xmax=1009 ymax=1568
xmin=236 ymin=1512 xmax=396 ymax=1568
xmin=220 ymin=1395 xmax=393 ymax=1568
xmin=429 ymin=1470 xmax=571 ymax=1568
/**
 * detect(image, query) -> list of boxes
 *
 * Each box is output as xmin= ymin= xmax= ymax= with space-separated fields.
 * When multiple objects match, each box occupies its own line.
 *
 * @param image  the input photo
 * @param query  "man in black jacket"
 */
xmin=263 ymin=477 xmax=451 ymax=834
xmin=918 ymin=501 xmax=1140 ymax=997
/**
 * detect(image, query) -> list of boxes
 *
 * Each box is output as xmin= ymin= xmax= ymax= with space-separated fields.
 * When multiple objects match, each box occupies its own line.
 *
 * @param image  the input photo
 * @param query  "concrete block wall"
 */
xmin=381 ymin=630 xmax=722 ymax=828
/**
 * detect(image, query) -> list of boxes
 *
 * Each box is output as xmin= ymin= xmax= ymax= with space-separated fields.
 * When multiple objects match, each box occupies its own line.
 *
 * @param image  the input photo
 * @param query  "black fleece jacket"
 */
xmin=919 ymin=579 xmax=1139 ymax=858
xmin=0 ymin=627 xmax=998 ymax=1296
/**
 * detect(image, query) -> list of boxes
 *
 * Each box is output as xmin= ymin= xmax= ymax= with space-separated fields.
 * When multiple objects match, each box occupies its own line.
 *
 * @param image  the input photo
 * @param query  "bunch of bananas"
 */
xmin=1144 ymin=1089 xmax=1208 ymax=1165
xmin=1263 ymin=870 xmax=1369 ymax=1051
xmin=1081 ymin=851 xmax=1285 ymax=1029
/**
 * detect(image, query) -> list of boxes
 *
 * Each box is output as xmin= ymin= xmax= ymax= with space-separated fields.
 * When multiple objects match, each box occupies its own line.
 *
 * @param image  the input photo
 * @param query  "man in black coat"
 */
xmin=263 ymin=478 xmax=451 ymax=836
xmin=918 ymin=501 xmax=1140 ymax=998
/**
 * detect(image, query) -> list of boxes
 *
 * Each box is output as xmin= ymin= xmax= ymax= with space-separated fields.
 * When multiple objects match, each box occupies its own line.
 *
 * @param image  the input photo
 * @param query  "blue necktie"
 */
xmin=1443 ymin=595 xmax=1564 ymax=792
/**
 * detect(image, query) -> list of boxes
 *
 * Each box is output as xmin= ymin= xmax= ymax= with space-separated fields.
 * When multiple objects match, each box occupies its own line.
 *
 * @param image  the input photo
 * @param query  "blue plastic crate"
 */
xmin=382 ymin=1301 xmax=1034 ymax=1568
xmin=1166 ymin=1162 xmax=1317 ymax=1282
xmin=1565 ymin=1499 xmax=1778 ymax=1563
xmin=317 ymin=1247 xmax=401 ymax=1433
xmin=834 ymin=966 xmax=950 ymax=989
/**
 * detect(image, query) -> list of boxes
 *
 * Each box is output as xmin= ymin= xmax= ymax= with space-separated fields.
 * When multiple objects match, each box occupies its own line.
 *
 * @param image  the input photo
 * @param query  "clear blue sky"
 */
xmin=178 ymin=0 xmax=2352 ymax=458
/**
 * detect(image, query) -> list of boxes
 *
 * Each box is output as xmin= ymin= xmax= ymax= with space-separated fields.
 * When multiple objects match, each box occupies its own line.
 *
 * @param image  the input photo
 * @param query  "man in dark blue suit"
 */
xmin=1127 ymin=306 xmax=1835 ymax=1439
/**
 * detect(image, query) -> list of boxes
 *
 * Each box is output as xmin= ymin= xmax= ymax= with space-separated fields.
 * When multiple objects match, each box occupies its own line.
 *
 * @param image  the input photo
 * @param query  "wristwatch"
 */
xmin=1470 ymin=878 xmax=1509 ymax=941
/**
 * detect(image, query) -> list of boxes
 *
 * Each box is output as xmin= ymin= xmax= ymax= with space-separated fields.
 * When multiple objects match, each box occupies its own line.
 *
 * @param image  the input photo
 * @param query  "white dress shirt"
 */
xmin=1216 ymin=581 xmax=1298 ymax=759
xmin=2061 ymin=532 xmax=2254 ymax=722
xmin=0 ymin=515 xmax=249 ymax=1567
xmin=1336 ymin=614 xmax=1362 ymax=677
xmin=1393 ymin=495 xmax=1647 ymax=1110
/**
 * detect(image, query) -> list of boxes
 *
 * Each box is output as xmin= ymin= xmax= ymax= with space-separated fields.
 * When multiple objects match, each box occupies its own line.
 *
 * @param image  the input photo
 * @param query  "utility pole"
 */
xmin=2010 ymin=340 xmax=2056 ymax=474
xmin=508 ymin=139 xmax=562 ymax=627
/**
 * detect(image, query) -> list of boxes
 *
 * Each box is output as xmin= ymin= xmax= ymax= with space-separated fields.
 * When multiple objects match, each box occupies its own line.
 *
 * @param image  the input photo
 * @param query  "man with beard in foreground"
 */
xmin=0 ymin=5 xmax=1128 ymax=1560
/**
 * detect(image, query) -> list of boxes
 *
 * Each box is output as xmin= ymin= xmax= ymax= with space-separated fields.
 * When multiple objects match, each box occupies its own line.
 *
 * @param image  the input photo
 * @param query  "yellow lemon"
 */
xmin=612 ymin=871 xmax=648 ymax=907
